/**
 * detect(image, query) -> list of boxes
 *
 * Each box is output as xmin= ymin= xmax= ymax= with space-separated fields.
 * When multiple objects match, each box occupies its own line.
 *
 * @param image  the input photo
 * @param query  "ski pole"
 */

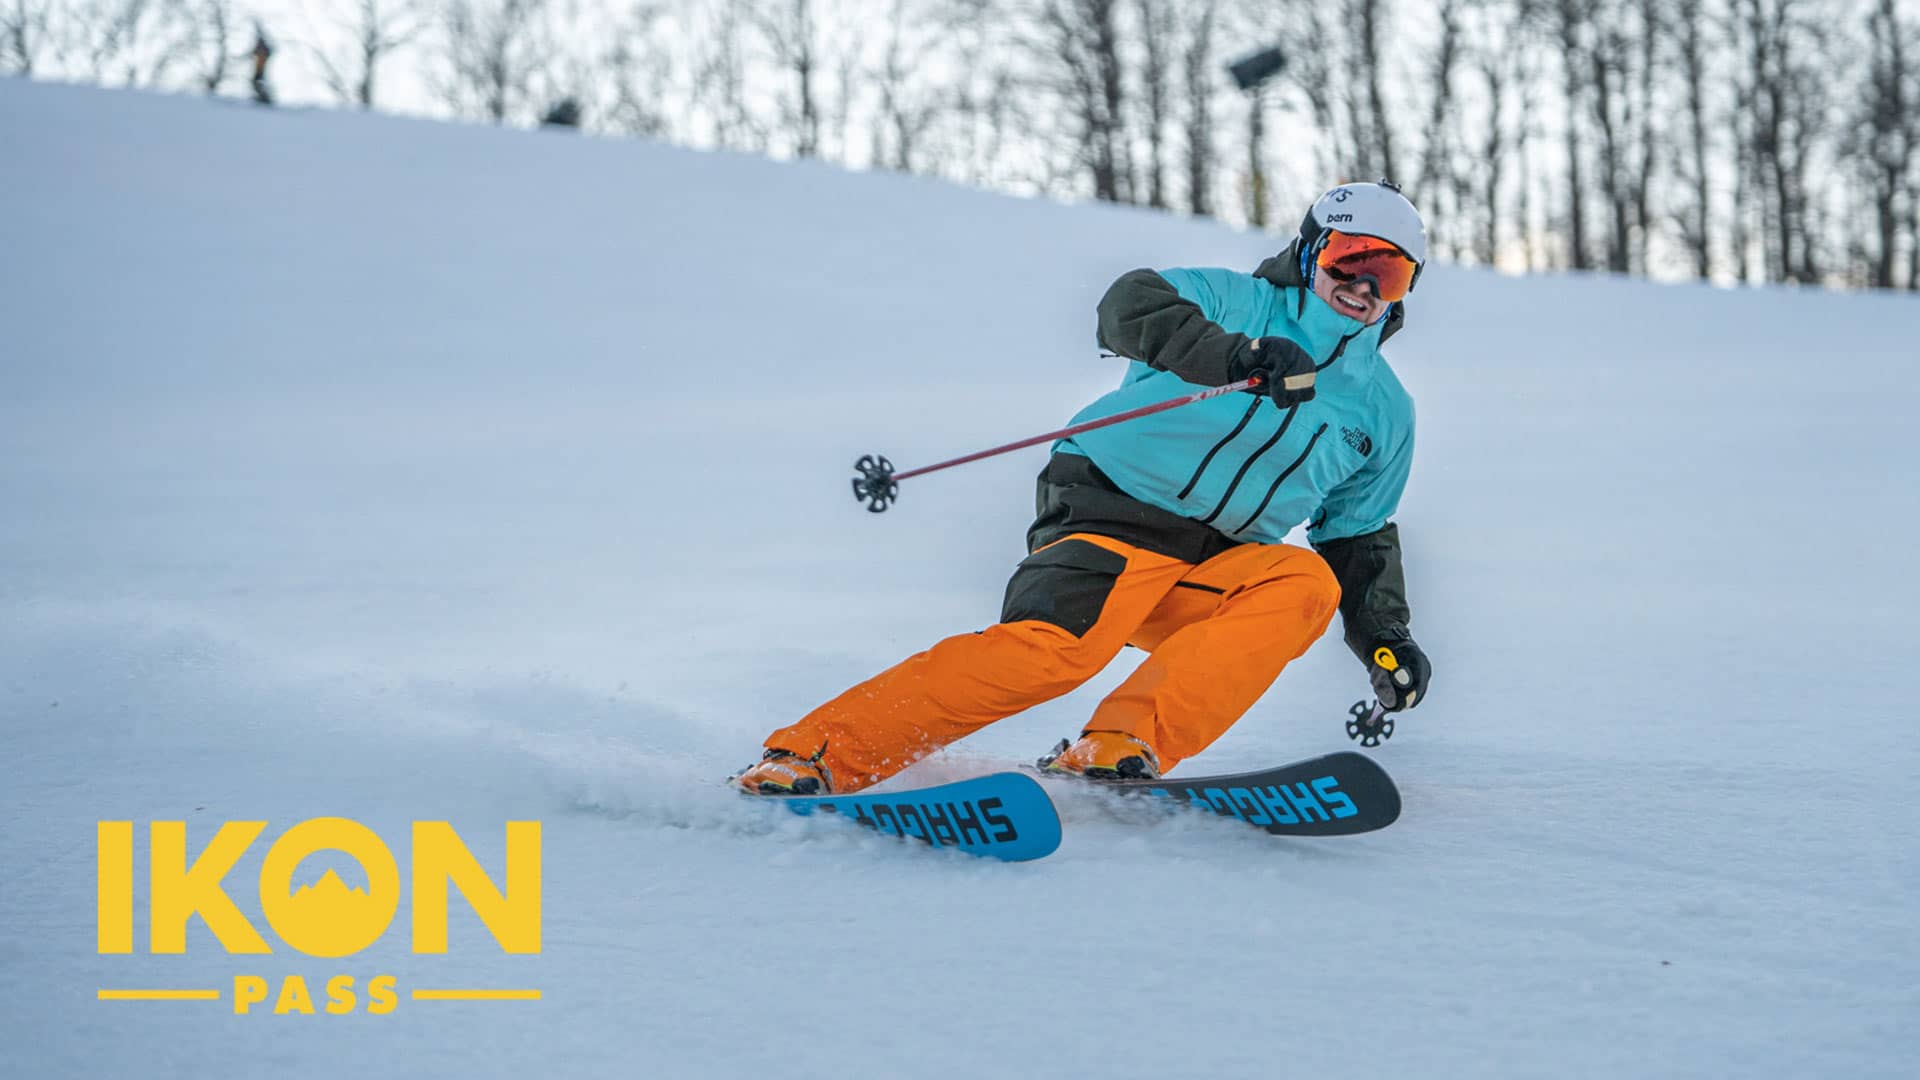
xmin=851 ymin=375 xmax=1264 ymax=512
xmin=1346 ymin=645 xmax=1405 ymax=746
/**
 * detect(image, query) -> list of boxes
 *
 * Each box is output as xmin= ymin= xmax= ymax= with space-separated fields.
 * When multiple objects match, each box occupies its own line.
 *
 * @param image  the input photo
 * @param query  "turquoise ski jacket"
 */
xmin=1057 ymin=264 xmax=1414 ymax=547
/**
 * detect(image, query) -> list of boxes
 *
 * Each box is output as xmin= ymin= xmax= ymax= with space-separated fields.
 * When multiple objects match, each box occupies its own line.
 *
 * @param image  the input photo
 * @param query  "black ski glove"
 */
xmin=1367 ymin=638 xmax=1430 ymax=712
xmin=1231 ymin=337 xmax=1317 ymax=406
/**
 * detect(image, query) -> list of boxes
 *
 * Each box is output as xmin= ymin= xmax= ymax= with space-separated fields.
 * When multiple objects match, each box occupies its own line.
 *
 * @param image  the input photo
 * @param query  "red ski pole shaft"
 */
xmin=891 ymin=375 xmax=1263 ymax=482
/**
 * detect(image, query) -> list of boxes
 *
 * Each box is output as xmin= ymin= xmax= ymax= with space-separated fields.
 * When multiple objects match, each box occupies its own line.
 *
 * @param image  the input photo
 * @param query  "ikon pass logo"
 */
xmin=95 ymin=818 xmax=541 ymax=1015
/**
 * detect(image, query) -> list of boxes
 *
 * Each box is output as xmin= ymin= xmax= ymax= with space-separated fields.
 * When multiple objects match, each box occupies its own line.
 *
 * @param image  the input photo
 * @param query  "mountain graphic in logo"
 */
xmin=282 ymin=869 xmax=388 ymax=938
xmin=1342 ymin=426 xmax=1373 ymax=457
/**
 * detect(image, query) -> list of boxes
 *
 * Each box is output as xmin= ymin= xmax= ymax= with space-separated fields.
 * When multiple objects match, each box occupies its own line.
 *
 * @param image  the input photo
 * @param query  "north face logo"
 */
xmin=1342 ymin=426 xmax=1374 ymax=457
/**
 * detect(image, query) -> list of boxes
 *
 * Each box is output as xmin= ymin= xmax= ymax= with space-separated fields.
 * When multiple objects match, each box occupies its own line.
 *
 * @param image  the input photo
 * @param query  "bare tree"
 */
xmin=1135 ymin=0 xmax=1176 ymax=209
xmin=601 ymin=5 xmax=672 ymax=138
xmin=308 ymin=0 xmax=418 ymax=110
xmin=1554 ymin=0 xmax=1592 ymax=269
xmin=869 ymin=0 xmax=946 ymax=171
xmin=1781 ymin=16 xmax=1829 ymax=283
xmin=690 ymin=0 xmax=767 ymax=152
xmin=1353 ymin=0 xmax=1398 ymax=180
xmin=59 ymin=0 xmax=192 ymax=86
xmin=936 ymin=2 xmax=1029 ymax=190
xmin=1462 ymin=0 xmax=1520 ymax=266
xmin=187 ymin=0 xmax=232 ymax=94
xmin=1906 ymin=2 xmax=1920 ymax=294
xmin=1513 ymin=26 xmax=1544 ymax=271
xmin=2 ymin=0 xmax=51 ymax=74
xmin=1909 ymin=156 xmax=1919 ymax=290
xmin=747 ymin=0 xmax=824 ymax=158
xmin=1733 ymin=0 xmax=1777 ymax=281
xmin=1670 ymin=0 xmax=1716 ymax=279
xmin=440 ymin=0 xmax=548 ymax=124
xmin=1628 ymin=0 xmax=1659 ymax=273
xmin=1733 ymin=0 xmax=1830 ymax=283
xmin=1730 ymin=85 xmax=1757 ymax=279
xmin=1414 ymin=0 xmax=1463 ymax=258
xmin=1862 ymin=0 xmax=1913 ymax=288
xmin=1034 ymin=0 xmax=1132 ymax=202
xmin=1905 ymin=39 xmax=1920 ymax=292
xmin=1281 ymin=6 xmax=1344 ymax=184
xmin=1092 ymin=0 xmax=1130 ymax=201
xmin=826 ymin=39 xmax=858 ymax=160
xmin=1587 ymin=1 xmax=1631 ymax=272
xmin=1178 ymin=0 xmax=1218 ymax=216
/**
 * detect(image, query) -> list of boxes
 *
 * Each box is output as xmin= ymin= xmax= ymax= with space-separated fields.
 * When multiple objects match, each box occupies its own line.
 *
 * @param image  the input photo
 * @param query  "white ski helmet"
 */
xmin=1297 ymin=179 xmax=1428 ymax=293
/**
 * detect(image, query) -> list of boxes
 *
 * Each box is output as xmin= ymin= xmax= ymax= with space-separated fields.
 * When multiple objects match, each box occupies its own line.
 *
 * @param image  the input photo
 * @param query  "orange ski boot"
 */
xmin=732 ymin=748 xmax=833 ymax=796
xmin=1037 ymin=731 xmax=1161 ymax=781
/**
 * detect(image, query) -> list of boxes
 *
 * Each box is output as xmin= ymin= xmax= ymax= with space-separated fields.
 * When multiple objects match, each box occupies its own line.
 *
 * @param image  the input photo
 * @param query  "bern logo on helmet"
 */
xmin=1342 ymin=426 xmax=1373 ymax=457
xmin=1326 ymin=212 xmax=1354 ymax=223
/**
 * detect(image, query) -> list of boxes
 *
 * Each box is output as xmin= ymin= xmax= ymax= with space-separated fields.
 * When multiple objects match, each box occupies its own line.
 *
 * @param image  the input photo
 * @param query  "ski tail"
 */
xmin=1037 ymin=751 xmax=1401 ymax=837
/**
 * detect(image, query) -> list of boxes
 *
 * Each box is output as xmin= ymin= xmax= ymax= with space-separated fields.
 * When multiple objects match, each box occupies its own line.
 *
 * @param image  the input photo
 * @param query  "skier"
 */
xmin=249 ymin=26 xmax=275 ymax=106
xmin=736 ymin=180 xmax=1433 ymax=795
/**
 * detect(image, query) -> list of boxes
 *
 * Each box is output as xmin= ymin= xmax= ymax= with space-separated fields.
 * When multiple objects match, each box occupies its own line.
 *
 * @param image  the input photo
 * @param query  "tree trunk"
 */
xmin=1360 ymin=0 xmax=1398 ymax=180
xmin=1512 ymin=12 xmax=1539 ymax=273
xmin=1588 ymin=16 xmax=1630 ymax=273
xmin=1417 ymin=0 xmax=1461 ymax=253
xmin=1558 ymin=0 xmax=1590 ymax=270
xmin=1630 ymin=0 xmax=1658 ymax=274
xmin=3 ymin=0 xmax=37 ymax=75
xmin=1732 ymin=117 xmax=1755 ymax=283
xmin=1866 ymin=0 xmax=1910 ymax=288
xmin=1181 ymin=0 xmax=1217 ymax=216
xmin=1045 ymin=0 xmax=1128 ymax=203
xmin=1137 ymin=0 xmax=1172 ymax=209
xmin=1679 ymin=0 xmax=1712 ymax=279
xmin=1908 ymin=186 xmax=1919 ymax=290
xmin=1082 ymin=0 xmax=1130 ymax=201
xmin=1480 ymin=75 xmax=1504 ymax=267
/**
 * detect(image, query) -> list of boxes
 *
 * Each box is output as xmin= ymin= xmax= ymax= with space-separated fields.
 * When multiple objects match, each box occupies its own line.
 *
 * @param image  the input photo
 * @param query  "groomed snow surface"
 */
xmin=2 ymin=80 xmax=1916 ymax=1078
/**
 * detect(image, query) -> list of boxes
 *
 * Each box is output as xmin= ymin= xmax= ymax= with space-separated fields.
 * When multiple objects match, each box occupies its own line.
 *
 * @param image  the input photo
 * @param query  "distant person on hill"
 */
xmin=735 ymin=180 xmax=1433 ymax=796
xmin=250 ymin=26 xmax=274 ymax=106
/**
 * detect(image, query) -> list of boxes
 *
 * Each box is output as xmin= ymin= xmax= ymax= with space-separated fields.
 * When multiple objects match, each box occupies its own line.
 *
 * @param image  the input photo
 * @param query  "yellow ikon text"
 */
xmin=95 ymin=818 xmax=541 ymax=1015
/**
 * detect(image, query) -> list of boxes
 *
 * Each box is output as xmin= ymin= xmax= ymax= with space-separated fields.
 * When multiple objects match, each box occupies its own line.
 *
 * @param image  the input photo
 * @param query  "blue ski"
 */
xmin=1035 ymin=751 xmax=1401 ymax=837
xmin=779 ymin=771 xmax=1061 ymax=861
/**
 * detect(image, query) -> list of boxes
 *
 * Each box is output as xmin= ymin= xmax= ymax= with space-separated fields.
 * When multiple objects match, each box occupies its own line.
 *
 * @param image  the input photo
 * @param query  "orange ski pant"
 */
xmin=765 ymin=533 xmax=1341 ymax=793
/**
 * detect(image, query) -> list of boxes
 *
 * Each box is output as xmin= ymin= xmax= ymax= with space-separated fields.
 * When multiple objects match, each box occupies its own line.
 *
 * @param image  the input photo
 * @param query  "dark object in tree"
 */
xmin=1227 ymin=46 xmax=1283 ymax=227
xmin=541 ymin=97 xmax=583 ymax=128
xmin=1227 ymin=46 xmax=1284 ymax=92
xmin=250 ymin=25 xmax=274 ymax=106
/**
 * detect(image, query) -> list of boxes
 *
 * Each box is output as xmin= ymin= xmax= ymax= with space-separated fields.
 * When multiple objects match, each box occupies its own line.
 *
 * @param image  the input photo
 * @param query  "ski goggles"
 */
xmin=1314 ymin=230 xmax=1421 ymax=303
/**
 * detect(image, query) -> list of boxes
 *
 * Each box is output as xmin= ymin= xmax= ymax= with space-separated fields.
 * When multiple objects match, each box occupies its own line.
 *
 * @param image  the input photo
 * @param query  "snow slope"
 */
xmin=2 ymin=80 xmax=1916 ymax=1078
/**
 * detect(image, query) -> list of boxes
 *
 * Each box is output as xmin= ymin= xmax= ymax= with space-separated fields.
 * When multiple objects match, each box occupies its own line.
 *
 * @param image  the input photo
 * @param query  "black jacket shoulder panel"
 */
xmin=1095 ymin=268 xmax=1249 ymax=387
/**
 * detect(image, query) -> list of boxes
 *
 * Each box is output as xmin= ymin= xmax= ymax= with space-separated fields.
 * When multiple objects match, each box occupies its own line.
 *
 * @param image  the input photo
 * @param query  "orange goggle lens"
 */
xmin=1315 ymin=231 xmax=1419 ymax=303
